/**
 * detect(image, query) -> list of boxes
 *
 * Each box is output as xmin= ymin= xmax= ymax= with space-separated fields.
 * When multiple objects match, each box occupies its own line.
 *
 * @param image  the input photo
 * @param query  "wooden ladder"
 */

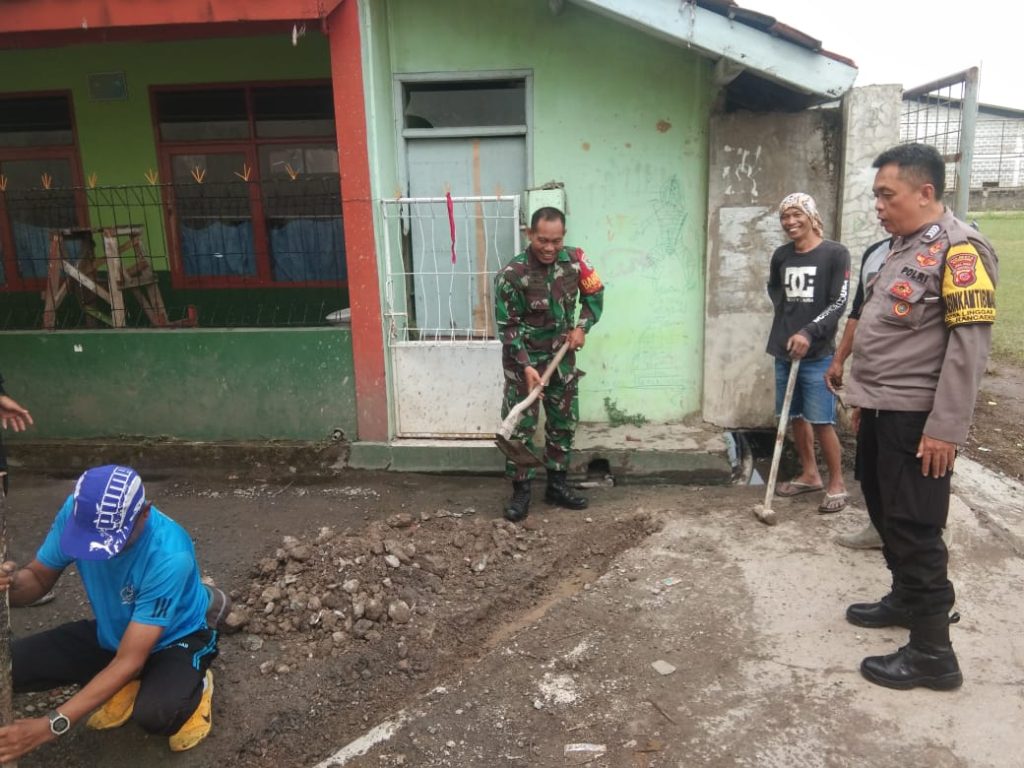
xmin=42 ymin=226 xmax=197 ymax=329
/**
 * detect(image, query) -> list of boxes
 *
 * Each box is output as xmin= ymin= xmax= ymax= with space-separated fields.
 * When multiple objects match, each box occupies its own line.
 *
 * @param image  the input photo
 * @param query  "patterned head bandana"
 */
xmin=778 ymin=192 xmax=824 ymax=236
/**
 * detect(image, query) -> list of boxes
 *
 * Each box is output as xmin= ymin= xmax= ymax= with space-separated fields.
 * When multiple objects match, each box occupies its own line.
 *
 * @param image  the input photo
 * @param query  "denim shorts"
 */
xmin=774 ymin=356 xmax=836 ymax=425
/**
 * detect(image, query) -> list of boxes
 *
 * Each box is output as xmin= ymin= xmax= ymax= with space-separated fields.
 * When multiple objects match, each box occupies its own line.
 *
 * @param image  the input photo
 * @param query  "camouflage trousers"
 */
xmin=501 ymin=367 xmax=579 ymax=480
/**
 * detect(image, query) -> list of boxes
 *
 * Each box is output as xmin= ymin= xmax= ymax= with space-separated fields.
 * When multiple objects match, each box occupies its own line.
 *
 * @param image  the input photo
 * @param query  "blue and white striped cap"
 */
xmin=61 ymin=465 xmax=147 ymax=560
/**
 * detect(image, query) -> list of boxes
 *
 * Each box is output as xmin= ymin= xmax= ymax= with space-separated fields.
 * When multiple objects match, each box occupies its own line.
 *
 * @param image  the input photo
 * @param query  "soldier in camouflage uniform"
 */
xmin=494 ymin=207 xmax=604 ymax=522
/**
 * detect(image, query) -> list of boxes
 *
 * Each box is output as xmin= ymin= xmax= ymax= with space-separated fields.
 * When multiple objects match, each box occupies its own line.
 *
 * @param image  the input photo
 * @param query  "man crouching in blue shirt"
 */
xmin=0 ymin=465 xmax=223 ymax=761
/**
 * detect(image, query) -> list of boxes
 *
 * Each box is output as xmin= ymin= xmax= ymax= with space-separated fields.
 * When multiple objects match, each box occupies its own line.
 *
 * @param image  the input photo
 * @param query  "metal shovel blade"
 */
xmin=495 ymin=434 xmax=543 ymax=467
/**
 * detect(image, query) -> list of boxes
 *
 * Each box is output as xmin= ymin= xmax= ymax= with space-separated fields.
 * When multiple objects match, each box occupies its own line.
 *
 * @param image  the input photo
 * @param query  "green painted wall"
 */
xmin=378 ymin=0 xmax=712 ymax=423
xmin=0 ymin=34 xmax=331 ymax=186
xmin=0 ymin=35 xmax=343 ymax=326
xmin=0 ymin=328 xmax=356 ymax=440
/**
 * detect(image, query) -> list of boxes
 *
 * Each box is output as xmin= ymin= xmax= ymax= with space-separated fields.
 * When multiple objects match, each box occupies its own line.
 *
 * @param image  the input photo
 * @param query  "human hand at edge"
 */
xmin=524 ymin=366 xmax=542 ymax=393
xmin=824 ymin=358 xmax=844 ymax=394
xmin=917 ymin=434 xmax=957 ymax=478
xmin=0 ymin=716 xmax=55 ymax=763
xmin=567 ymin=327 xmax=586 ymax=351
xmin=0 ymin=395 xmax=33 ymax=432
xmin=786 ymin=333 xmax=810 ymax=360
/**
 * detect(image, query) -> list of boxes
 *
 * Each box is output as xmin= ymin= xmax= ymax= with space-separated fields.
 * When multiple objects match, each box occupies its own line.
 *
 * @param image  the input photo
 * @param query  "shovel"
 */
xmin=495 ymin=341 xmax=571 ymax=467
xmin=753 ymin=358 xmax=800 ymax=526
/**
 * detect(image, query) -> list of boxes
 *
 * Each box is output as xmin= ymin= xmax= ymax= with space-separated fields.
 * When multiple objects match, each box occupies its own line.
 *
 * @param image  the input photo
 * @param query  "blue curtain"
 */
xmin=268 ymin=217 xmax=346 ymax=283
xmin=11 ymin=222 xmax=82 ymax=280
xmin=179 ymin=220 xmax=256 ymax=278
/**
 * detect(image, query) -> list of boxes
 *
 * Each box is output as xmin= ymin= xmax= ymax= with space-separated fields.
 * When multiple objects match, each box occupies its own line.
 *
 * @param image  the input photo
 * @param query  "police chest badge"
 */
xmin=942 ymin=242 xmax=996 ymax=327
xmin=891 ymin=280 xmax=914 ymax=299
xmin=575 ymin=249 xmax=603 ymax=296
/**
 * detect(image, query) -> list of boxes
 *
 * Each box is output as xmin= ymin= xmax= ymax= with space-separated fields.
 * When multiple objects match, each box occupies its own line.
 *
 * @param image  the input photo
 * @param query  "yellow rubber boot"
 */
xmin=86 ymin=680 xmax=140 ymax=730
xmin=169 ymin=670 xmax=213 ymax=752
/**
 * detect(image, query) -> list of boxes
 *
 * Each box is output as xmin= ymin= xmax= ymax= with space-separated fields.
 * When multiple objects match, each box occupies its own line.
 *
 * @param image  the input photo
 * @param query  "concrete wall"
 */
xmin=703 ymin=109 xmax=843 ymax=429
xmin=374 ymin=0 xmax=713 ymax=425
xmin=838 ymin=85 xmax=902 ymax=257
xmin=0 ymin=328 xmax=356 ymax=441
xmin=970 ymin=187 xmax=1024 ymax=211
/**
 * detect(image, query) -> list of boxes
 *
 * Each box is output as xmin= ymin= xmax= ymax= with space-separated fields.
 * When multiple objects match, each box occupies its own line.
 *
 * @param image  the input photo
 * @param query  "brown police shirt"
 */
xmin=846 ymin=207 xmax=998 ymax=444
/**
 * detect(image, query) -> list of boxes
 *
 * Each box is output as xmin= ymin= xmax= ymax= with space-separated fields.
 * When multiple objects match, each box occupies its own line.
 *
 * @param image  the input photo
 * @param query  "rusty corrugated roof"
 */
xmin=696 ymin=0 xmax=857 ymax=68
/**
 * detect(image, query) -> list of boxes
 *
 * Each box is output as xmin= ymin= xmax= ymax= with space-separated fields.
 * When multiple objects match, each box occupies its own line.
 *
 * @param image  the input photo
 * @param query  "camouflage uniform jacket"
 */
xmin=494 ymin=246 xmax=604 ymax=377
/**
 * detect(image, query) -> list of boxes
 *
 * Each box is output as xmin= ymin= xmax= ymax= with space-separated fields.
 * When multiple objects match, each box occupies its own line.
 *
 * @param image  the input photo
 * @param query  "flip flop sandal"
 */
xmin=775 ymin=481 xmax=824 ymax=497
xmin=818 ymin=493 xmax=849 ymax=514
xmin=27 ymin=590 xmax=56 ymax=607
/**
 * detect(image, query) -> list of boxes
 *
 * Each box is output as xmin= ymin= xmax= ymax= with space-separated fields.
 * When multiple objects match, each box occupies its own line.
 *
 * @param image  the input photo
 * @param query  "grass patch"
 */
xmin=972 ymin=211 xmax=1024 ymax=365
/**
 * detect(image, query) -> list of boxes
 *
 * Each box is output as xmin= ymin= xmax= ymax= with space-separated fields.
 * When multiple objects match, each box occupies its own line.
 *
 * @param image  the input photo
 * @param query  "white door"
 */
xmin=385 ymin=77 xmax=529 ymax=438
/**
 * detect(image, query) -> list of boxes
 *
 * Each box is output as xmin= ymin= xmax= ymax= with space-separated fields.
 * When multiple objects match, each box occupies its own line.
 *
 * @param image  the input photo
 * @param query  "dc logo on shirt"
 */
xmin=120 ymin=584 xmax=137 ymax=605
xmin=784 ymin=266 xmax=817 ymax=302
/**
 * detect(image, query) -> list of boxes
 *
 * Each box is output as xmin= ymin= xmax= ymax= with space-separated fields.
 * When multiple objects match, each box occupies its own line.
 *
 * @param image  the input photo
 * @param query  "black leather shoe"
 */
xmin=861 ymin=645 xmax=962 ymax=690
xmin=544 ymin=471 xmax=588 ymax=510
xmin=846 ymin=597 xmax=912 ymax=628
xmin=504 ymin=480 xmax=531 ymax=523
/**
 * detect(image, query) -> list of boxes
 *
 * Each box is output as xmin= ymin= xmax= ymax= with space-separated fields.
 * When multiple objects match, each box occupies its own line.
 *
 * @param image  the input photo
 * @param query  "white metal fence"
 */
xmin=900 ymin=67 xmax=980 ymax=217
xmin=380 ymin=195 xmax=521 ymax=344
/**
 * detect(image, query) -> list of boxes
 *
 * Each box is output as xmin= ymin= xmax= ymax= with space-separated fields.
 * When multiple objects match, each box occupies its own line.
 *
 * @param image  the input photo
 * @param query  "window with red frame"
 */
xmin=153 ymin=83 xmax=346 ymax=289
xmin=0 ymin=93 xmax=86 ymax=291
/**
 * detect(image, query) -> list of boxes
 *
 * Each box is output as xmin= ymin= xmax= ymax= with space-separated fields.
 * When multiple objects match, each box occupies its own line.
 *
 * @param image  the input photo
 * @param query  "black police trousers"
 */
xmin=858 ymin=409 xmax=955 ymax=617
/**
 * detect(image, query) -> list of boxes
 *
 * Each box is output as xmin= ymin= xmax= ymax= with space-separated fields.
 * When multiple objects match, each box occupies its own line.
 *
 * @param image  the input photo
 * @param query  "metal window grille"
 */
xmin=900 ymin=67 xmax=979 ymax=217
xmin=0 ymin=179 xmax=346 ymax=329
xmin=380 ymin=195 xmax=521 ymax=343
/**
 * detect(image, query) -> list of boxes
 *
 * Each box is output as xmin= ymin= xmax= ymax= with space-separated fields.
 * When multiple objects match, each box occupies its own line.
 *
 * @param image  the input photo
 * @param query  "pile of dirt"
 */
xmin=227 ymin=510 xmax=552 ymax=675
xmin=219 ymin=507 xmax=659 ymax=766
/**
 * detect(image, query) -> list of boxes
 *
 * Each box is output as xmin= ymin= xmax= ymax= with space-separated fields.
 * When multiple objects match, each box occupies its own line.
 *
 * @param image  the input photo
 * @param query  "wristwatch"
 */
xmin=47 ymin=710 xmax=71 ymax=736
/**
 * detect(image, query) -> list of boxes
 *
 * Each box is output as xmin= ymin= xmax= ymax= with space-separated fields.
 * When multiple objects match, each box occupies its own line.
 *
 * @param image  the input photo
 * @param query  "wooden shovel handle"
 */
xmin=500 ymin=341 xmax=571 ymax=431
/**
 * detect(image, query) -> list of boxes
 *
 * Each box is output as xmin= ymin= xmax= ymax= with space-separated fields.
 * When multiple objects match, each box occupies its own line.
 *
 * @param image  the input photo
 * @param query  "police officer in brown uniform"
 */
xmin=845 ymin=143 xmax=998 ymax=690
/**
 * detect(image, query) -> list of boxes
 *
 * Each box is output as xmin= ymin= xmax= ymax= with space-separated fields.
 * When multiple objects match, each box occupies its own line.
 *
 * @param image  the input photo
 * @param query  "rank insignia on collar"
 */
xmin=916 ymin=253 xmax=939 ymax=267
xmin=923 ymin=224 xmax=941 ymax=241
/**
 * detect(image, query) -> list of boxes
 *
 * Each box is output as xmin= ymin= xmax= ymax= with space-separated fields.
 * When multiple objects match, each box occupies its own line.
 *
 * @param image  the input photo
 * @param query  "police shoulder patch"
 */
xmin=942 ymin=241 xmax=996 ymax=327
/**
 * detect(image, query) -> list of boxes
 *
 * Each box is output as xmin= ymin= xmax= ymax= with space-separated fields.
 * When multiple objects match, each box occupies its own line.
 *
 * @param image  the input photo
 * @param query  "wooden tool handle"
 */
xmin=498 ymin=341 xmax=571 ymax=435
xmin=763 ymin=358 xmax=800 ymax=508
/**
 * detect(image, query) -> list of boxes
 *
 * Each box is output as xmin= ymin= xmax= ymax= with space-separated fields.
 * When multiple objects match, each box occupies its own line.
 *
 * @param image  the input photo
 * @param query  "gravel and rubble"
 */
xmin=226 ymin=512 xmax=561 ymax=679
xmin=8 ymin=471 xmax=659 ymax=768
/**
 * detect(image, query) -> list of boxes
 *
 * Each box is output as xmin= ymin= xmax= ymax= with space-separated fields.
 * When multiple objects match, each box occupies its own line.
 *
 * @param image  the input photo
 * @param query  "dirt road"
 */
xmin=3 ymin=362 xmax=1022 ymax=768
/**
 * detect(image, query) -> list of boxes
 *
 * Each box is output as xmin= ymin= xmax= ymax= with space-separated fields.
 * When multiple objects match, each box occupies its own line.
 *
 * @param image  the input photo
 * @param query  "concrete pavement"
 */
xmin=314 ymin=463 xmax=1024 ymax=768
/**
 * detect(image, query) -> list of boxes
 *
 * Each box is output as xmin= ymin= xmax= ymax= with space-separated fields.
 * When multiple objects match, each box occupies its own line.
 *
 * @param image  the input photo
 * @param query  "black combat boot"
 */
xmin=860 ymin=613 xmax=963 ymax=691
xmin=544 ymin=471 xmax=588 ymax=510
xmin=504 ymin=480 xmax=532 ymax=523
xmin=846 ymin=593 xmax=913 ymax=628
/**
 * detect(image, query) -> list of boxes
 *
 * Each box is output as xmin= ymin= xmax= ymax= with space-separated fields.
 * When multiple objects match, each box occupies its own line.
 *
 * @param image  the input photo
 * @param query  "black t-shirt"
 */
xmin=766 ymin=239 xmax=851 ymax=361
xmin=848 ymin=237 xmax=891 ymax=320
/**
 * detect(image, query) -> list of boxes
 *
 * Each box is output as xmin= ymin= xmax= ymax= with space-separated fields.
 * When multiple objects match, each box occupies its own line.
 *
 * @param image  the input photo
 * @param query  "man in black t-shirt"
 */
xmin=826 ymin=234 xmax=892 ymax=548
xmin=766 ymin=193 xmax=851 ymax=513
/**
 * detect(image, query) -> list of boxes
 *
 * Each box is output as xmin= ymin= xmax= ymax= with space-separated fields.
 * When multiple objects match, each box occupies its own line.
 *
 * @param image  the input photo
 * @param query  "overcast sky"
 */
xmin=745 ymin=0 xmax=1021 ymax=109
